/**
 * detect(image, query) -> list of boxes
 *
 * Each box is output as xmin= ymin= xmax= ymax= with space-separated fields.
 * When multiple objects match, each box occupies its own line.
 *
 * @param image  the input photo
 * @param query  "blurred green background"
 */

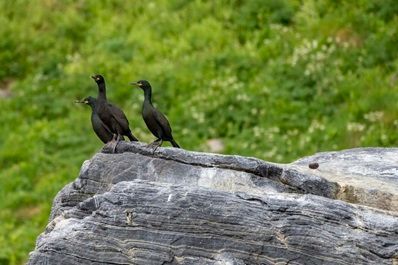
xmin=1 ymin=0 xmax=398 ymax=263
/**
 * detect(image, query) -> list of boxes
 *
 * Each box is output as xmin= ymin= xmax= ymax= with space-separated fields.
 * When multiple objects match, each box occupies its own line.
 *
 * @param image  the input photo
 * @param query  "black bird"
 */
xmin=91 ymin=75 xmax=138 ymax=150
xmin=76 ymin=96 xmax=113 ymax=144
xmin=130 ymin=80 xmax=180 ymax=149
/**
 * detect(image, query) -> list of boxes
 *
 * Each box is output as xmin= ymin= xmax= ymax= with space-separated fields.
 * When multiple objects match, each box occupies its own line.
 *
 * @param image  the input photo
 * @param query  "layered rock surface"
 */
xmin=28 ymin=142 xmax=398 ymax=264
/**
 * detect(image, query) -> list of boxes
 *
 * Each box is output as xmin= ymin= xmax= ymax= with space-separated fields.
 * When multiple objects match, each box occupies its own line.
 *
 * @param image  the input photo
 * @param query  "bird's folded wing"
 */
xmin=153 ymin=109 xmax=172 ymax=135
xmin=100 ymin=119 xmax=114 ymax=135
xmin=108 ymin=103 xmax=130 ymax=129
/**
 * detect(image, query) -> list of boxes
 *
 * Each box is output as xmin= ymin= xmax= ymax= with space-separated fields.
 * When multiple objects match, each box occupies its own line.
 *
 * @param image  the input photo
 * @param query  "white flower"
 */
xmin=347 ymin=122 xmax=365 ymax=132
xmin=364 ymin=111 xmax=384 ymax=122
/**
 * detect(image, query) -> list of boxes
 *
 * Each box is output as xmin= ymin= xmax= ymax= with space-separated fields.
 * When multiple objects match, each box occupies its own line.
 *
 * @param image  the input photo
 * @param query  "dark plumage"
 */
xmin=131 ymin=80 xmax=180 ymax=148
xmin=91 ymin=75 xmax=138 ymax=145
xmin=76 ymin=96 xmax=113 ymax=144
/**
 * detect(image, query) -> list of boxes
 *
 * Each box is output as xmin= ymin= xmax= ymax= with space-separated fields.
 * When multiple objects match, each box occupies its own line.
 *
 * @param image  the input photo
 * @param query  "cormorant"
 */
xmin=76 ymin=96 xmax=113 ymax=144
xmin=130 ymin=80 xmax=180 ymax=149
xmin=91 ymin=74 xmax=138 ymax=151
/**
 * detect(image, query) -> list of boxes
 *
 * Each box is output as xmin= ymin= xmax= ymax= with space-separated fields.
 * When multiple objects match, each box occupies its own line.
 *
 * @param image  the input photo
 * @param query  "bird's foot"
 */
xmin=146 ymin=140 xmax=162 ymax=155
xmin=105 ymin=139 xmax=119 ymax=153
xmin=105 ymin=134 xmax=122 ymax=154
xmin=147 ymin=142 xmax=159 ymax=148
xmin=112 ymin=140 xmax=120 ymax=153
xmin=151 ymin=145 xmax=160 ymax=155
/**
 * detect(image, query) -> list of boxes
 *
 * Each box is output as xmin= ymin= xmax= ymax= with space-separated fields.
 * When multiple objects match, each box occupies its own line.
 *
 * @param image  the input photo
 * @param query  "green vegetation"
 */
xmin=1 ymin=0 xmax=398 ymax=263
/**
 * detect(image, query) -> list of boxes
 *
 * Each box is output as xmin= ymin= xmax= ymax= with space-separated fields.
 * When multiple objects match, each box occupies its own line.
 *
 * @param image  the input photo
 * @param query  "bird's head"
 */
xmin=75 ymin=96 xmax=95 ymax=106
xmin=91 ymin=74 xmax=105 ymax=84
xmin=130 ymin=80 xmax=151 ymax=90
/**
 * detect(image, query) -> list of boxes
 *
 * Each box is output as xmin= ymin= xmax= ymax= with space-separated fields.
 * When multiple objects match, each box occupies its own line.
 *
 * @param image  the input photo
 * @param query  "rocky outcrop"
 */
xmin=28 ymin=142 xmax=398 ymax=264
xmin=292 ymin=148 xmax=398 ymax=211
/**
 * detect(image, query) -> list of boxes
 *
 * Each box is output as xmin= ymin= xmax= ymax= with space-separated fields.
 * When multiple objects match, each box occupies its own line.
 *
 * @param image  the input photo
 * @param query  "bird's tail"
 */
xmin=127 ymin=131 xmax=139 ymax=142
xmin=170 ymin=139 xmax=180 ymax=148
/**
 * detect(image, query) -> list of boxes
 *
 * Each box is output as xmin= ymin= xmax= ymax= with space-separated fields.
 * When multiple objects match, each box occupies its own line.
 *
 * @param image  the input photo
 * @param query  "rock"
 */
xmin=291 ymin=148 xmax=398 ymax=211
xmin=28 ymin=142 xmax=398 ymax=264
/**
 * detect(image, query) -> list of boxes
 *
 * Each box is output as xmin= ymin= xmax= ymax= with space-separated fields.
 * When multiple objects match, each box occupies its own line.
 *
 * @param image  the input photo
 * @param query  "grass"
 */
xmin=1 ymin=0 xmax=398 ymax=263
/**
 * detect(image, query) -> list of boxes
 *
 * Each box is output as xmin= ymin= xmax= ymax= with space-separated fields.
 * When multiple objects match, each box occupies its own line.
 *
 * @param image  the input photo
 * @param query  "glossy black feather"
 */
xmin=92 ymin=74 xmax=138 ymax=142
xmin=133 ymin=80 xmax=180 ymax=148
xmin=79 ymin=96 xmax=114 ymax=144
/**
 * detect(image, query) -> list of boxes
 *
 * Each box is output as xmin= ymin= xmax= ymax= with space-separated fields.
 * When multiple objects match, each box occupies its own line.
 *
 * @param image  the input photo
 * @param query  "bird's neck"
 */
xmin=97 ymin=83 xmax=107 ymax=101
xmin=143 ymin=88 xmax=153 ymax=105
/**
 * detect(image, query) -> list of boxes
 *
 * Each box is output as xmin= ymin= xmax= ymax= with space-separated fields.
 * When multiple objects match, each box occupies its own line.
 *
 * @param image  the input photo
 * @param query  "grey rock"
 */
xmin=29 ymin=142 xmax=398 ymax=264
xmin=291 ymin=147 xmax=398 ymax=211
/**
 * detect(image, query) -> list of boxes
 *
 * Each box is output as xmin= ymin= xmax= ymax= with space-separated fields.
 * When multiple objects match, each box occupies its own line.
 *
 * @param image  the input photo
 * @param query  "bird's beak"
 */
xmin=91 ymin=75 xmax=101 ymax=81
xmin=75 ymin=99 xmax=88 ymax=104
xmin=130 ymin=82 xmax=141 ymax=88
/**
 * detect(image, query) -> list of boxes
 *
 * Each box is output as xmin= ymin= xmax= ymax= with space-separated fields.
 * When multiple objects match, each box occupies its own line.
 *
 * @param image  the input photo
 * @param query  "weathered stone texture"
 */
xmin=29 ymin=142 xmax=398 ymax=264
